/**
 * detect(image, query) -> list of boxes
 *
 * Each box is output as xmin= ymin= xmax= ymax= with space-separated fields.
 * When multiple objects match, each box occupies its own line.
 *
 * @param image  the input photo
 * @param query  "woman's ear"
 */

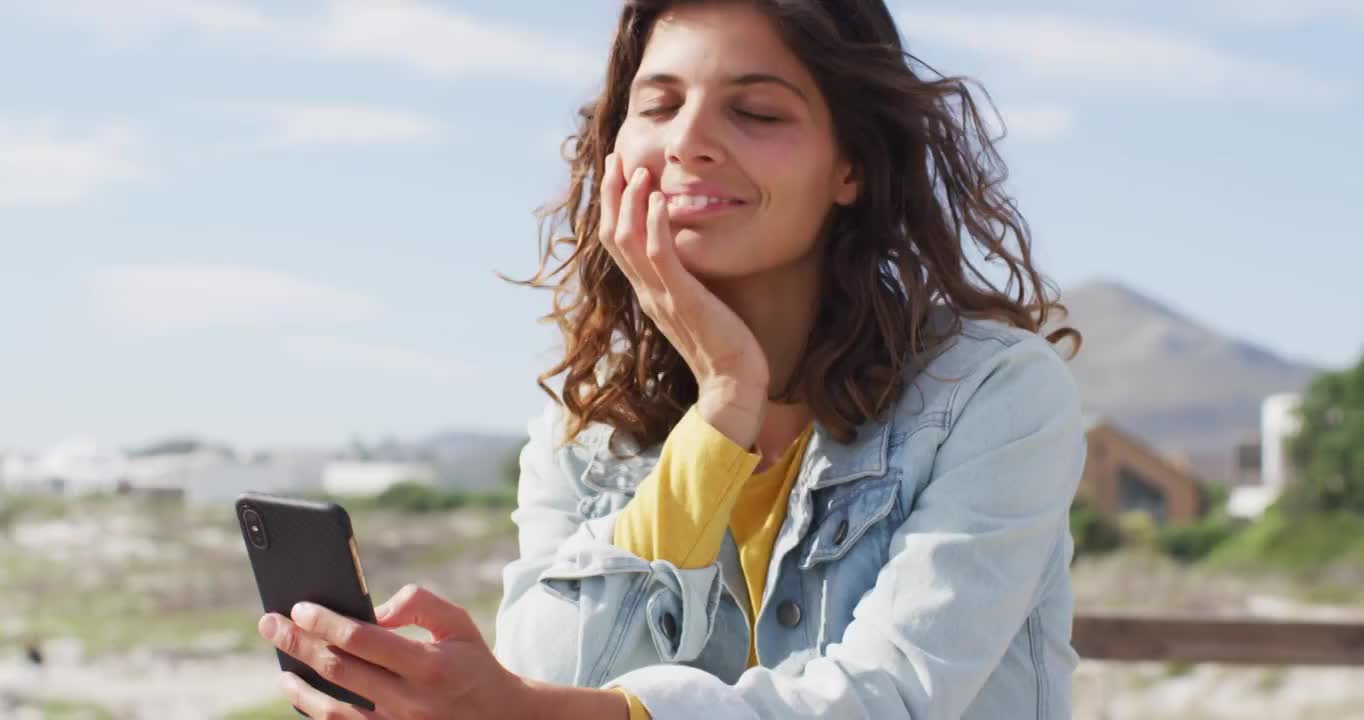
xmin=834 ymin=160 xmax=860 ymax=207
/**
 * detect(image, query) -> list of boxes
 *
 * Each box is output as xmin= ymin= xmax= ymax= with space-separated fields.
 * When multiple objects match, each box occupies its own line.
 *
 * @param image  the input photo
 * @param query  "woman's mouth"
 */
xmin=665 ymin=194 xmax=747 ymax=221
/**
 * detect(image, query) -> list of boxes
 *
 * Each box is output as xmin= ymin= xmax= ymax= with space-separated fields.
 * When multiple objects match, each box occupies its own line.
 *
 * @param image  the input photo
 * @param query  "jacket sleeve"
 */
xmin=604 ymin=336 xmax=1086 ymax=719
xmin=492 ymin=400 xmax=742 ymax=688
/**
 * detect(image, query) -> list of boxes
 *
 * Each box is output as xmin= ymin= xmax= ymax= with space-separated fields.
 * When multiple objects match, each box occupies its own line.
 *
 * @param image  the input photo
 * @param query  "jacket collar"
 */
xmin=588 ymin=407 xmax=892 ymax=494
xmin=797 ymin=415 xmax=892 ymax=493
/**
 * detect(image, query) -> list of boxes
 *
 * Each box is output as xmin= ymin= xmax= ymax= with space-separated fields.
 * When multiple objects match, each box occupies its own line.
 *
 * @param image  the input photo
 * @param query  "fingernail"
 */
xmin=292 ymin=602 xmax=317 ymax=626
xmin=633 ymin=166 xmax=647 ymax=182
xmin=258 ymin=614 xmax=279 ymax=639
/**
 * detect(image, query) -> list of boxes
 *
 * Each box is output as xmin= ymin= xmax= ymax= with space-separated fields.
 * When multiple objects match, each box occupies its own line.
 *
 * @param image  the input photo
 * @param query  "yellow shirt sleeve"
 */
xmin=613 ymin=687 xmax=652 ymax=720
xmin=612 ymin=404 xmax=763 ymax=568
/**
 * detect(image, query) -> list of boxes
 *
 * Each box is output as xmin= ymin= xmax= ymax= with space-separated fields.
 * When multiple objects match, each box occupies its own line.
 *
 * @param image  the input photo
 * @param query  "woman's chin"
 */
xmin=674 ymin=229 xmax=746 ymax=279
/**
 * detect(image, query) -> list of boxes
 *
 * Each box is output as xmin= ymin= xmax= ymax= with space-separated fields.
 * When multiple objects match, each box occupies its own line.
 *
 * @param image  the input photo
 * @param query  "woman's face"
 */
xmin=613 ymin=2 xmax=858 ymax=280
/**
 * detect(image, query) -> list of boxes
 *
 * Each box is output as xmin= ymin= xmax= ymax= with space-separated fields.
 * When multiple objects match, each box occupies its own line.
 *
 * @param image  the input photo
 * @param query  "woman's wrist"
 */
xmin=696 ymin=376 xmax=767 ymax=451
xmin=515 ymin=678 xmax=631 ymax=720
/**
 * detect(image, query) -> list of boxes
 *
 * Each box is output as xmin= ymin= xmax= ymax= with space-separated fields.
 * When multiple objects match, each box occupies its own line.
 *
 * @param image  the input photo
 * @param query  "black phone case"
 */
xmin=235 ymin=492 xmax=377 ymax=714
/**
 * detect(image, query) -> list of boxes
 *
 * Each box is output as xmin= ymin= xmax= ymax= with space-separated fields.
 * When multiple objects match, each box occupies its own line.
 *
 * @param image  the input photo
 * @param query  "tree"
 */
xmin=1280 ymin=354 xmax=1364 ymax=514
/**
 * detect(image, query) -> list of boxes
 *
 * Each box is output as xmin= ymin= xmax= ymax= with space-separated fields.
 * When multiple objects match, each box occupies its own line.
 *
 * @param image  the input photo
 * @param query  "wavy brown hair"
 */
xmin=506 ymin=0 xmax=1078 ymax=451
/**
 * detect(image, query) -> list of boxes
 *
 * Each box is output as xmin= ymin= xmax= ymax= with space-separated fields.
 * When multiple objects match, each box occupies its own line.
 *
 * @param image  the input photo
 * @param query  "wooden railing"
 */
xmin=1073 ymin=614 xmax=1364 ymax=666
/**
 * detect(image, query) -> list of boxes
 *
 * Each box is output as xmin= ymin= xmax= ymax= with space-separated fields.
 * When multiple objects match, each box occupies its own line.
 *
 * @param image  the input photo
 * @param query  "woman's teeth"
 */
xmin=667 ymin=195 xmax=742 ymax=209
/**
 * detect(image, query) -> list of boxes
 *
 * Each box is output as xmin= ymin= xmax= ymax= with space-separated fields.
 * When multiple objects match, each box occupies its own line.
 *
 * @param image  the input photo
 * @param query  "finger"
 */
xmin=615 ymin=165 xmax=664 ymax=291
xmin=644 ymin=190 xmax=687 ymax=292
xmin=375 ymin=584 xmax=480 ymax=643
xmin=291 ymin=602 xmax=438 ymax=681
xmin=260 ymin=614 xmax=409 ymax=715
xmin=597 ymin=152 xmax=624 ymax=252
xmin=277 ymin=671 xmax=384 ymax=720
xmin=596 ymin=155 xmax=649 ymax=294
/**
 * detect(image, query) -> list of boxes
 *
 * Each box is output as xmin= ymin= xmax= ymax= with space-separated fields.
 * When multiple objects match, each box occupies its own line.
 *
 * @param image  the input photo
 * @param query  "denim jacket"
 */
xmin=494 ymin=315 xmax=1085 ymax=719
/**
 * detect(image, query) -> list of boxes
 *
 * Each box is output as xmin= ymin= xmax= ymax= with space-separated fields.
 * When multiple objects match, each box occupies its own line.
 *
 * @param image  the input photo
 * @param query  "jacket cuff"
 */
xmin=537 ymin=514 xmax=725 ymax=664
xmin=642 ymin=560 xmax=723 ymax=662
xmin=609 ymin=664 xmax=756 ymax=720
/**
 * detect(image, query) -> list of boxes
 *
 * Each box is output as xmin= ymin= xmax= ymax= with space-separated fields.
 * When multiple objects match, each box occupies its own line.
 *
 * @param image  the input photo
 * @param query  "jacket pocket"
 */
xmin=798 ymin=473 xmax=901 ymax=570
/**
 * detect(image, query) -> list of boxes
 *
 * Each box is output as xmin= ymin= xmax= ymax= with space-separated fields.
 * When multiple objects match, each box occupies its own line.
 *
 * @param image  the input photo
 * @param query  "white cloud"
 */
xmin=1202 ymin=0 xmax=1364 ymax=25
xmin=995 ymin=104 xmax=1077 ymax=141
xmin=305 ymin=0 xmax=598 ymax=83
xmin=33 ymin=0 xmax=271 ymax=40
xmin=0 ymin=119 xmax=146 ymax=208
xmin=225 ymin=101 xmax=442 ymax=146
xmin=900 ymin=7 xmax=1340 ymax=100
xmin=282 ymin=335 xmax=472 ymax=384
xmin=88 ymin=264 xmax=380 ymax=334
xmin=25 ymin=0 xmax=597 ymax=84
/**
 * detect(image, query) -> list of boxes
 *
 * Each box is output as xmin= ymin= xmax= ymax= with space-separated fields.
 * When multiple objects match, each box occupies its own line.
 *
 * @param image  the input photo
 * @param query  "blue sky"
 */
xmin=1 ymin=0 xmax=1360 ymax=450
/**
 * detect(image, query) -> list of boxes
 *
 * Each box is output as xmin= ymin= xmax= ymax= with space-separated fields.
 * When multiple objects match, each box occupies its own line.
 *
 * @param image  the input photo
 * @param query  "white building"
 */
xmin=124 ymin=447 xmax=235 ymax=496
xmin=0 ymin=438 xmax=129 ymax=495
xmin=1229 ymin=392 xmax=1303 ymax=518
xmin=183 ymin=448 xmax=329 ymax=506
xmin=1261 ymin=392 xmax=1303 ymax=494
xmin=322 ymin=460 xmax=437 ymax=497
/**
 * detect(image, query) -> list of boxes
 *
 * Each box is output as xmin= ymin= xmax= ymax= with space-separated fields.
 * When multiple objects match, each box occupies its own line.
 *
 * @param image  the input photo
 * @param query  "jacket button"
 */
xmin=777 ymin=600 xmax=802 ymax=628
xmin=833 ymin=518 xmax=849 ymax=545
xmin=661 ymin=612 xmax=678 ymax=639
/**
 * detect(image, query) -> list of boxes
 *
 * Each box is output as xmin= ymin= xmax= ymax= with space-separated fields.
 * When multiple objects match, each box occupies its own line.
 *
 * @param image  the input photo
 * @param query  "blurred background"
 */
xmin=0 ymin=1 xmax=1360 ymax=718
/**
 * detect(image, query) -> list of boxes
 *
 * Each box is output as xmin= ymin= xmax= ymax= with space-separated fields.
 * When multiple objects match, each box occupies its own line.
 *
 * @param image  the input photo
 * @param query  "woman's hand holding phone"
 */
xmin=258 ymin=584 xmax=513 ymax=718
xmin=257 ymin=584 xmax=628 ymax=719
xmin=597 ymin=152 xmax=770 ymax=451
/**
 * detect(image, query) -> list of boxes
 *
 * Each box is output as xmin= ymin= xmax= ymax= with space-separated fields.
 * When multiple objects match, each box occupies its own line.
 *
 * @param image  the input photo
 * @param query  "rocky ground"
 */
xmin=0 ymin=494 xmax=513 ymax=719
xmin=2 ymin=494 xmax=1362 ymax=719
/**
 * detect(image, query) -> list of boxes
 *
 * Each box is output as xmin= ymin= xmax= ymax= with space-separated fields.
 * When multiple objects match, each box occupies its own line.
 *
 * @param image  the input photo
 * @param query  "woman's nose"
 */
xmin=663 ymin=108 xmax=726 ymax=167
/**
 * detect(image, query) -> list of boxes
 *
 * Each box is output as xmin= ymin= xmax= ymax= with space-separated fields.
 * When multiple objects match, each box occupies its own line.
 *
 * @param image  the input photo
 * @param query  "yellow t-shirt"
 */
xmin=610 ymin=405 xmax=813 ymax=720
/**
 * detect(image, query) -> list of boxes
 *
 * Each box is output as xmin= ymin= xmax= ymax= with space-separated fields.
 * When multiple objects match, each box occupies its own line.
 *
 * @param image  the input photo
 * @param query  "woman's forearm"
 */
xmin=516 ymin=679 xmax=631 ymax=720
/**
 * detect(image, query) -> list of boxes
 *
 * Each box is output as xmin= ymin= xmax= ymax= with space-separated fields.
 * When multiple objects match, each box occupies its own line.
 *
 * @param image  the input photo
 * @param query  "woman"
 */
xmin=255 ymin=1 xmax=1084 ymax=718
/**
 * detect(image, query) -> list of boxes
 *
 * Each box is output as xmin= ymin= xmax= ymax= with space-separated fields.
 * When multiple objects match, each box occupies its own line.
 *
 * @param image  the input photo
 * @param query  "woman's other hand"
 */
xmin=598 ymin=152 xmax=769 ymax=449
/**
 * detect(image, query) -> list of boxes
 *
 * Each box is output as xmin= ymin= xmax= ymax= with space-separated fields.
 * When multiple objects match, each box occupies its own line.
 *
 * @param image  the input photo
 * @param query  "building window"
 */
xmin=1232 ymin=441 xmax=1263 ymax=487
xmin=1118 ymin=466 xmax=1167 ymax=524
xmin=1236 ymin=442 xmax=1262 ymax=472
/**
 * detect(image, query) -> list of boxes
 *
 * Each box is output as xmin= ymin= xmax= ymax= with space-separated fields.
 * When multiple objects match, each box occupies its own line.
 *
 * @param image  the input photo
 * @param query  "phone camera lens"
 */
xmin=241 ymin=507 xmax=269 ymax=549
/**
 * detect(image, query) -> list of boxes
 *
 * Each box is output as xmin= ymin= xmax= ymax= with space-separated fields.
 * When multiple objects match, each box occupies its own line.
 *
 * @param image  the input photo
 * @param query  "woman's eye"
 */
xmin=635 ymin=105 xmax=783 ymax=123
xmin=737 ymin=109 xmax=783 ymax=123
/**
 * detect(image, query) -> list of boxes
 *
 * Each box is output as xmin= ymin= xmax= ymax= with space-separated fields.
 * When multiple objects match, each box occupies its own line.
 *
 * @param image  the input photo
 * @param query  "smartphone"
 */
xmin=235 ymin=492 xmax=377 ymax=713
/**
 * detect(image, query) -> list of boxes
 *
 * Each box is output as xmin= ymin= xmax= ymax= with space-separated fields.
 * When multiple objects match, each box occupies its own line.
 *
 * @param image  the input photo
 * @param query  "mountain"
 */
xmin=1052 ymin=280 xmax=1318 ymax=481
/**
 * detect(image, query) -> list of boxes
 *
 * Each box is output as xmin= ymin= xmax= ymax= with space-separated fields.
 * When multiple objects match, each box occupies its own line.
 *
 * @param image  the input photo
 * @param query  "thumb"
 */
xmin=375 ymin=584 xmax=478 ymax=642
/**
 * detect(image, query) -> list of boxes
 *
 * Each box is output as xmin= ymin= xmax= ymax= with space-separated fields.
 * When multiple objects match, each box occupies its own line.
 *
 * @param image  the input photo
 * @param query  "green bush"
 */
xmin=1117 ymin=510 xmax=1158 ymax=549
xmin=465 ymin=485 xmax=518 ymax=508
xmin=37 ymin=698 xmax=117 ymax=720
xmin=1070 ymin=498 xmax=1121 ymax=557
xmin=1155 ymin=514 xmax=1244 ymax=564
xmin=359 ymin=481 xmax=518 ymax=514
xmin=375 ymin=481 xmax=462 ymax=512
xmin=1204 ymin=507 xmax=1364 ymax=576
xmin=1197 ymin=480 xmax=1232 ymax=517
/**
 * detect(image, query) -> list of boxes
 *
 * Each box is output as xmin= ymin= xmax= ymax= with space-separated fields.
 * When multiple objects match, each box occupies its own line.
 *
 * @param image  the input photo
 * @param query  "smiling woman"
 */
xmin=257 ymin=1 xmax=1084 ymax=719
